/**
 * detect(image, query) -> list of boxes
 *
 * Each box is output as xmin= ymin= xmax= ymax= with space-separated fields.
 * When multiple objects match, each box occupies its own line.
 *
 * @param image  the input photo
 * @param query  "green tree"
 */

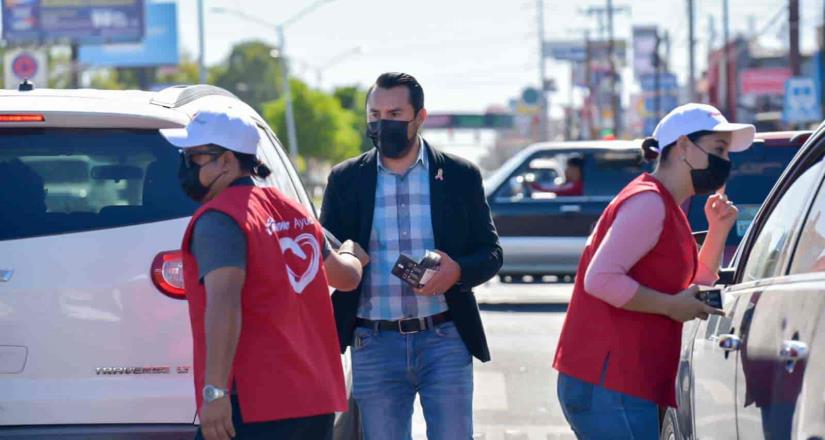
xmin=333 ymin=85 xmax=372 ymax=152
xmin=263 ymin=79 xmax=361 ymax=164
xmin=212 ymin=41 xmax=283 ymax=113
xmin=156 ymin=52 xmax=202 ymax=85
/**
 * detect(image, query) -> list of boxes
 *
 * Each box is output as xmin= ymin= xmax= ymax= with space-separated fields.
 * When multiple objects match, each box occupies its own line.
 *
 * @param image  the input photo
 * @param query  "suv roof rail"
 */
xmin=150 ymin=85 xmax=237 ymax=109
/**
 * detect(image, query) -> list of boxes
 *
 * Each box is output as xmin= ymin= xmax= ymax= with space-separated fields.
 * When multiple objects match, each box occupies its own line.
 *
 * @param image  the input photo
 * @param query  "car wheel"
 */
xmin=660 ymin=407 xmax=680 ymax=440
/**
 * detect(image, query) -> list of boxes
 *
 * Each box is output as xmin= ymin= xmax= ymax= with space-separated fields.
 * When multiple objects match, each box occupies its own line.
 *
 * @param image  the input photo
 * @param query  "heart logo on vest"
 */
xmin=279 ymin=233 xmax=321 ymax=294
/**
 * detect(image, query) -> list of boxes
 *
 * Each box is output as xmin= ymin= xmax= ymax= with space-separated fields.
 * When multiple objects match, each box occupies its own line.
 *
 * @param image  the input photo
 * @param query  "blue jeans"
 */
xmin=351 ymin=321 xmax=473 ymax=440
xmin=557 ymin=373 xmax=659 ymax=440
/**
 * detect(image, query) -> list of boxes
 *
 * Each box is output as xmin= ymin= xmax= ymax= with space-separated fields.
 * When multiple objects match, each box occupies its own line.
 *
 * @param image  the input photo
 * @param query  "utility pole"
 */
xmin=277 ymin=25 xmax=299 ymax=160
xmin=537 ymin=0 xmax=549 ymax=141
xmin=721 ymin=0 xmax=731 ymax=117
xmin=582 ymin=2 xmax=628 ymax=137
xmin=687 ymin=0 xmax=697 ymax=101
xmin=789 ymin=0 xmax=801 ymax=76
xmin=197 ymin=0 xmax=206 ymax=84
xmin=654 ymin=32 xmax=661 ymax=121
xmin=606 ymin=0 xmax=621 ymax=137
xmin=585 ymin=31 xmax=595 ymax=139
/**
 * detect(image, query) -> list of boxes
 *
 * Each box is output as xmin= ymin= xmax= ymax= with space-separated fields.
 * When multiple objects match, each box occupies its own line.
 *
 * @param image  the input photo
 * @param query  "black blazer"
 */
xmin=320 ymin=142 xmax=502 ymax=362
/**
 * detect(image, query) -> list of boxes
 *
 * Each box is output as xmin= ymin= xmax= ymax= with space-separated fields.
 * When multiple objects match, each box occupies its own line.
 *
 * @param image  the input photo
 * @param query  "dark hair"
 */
xmin=366 ymin=72 xmax=425 ymax=114
xmin=640 ymin=130 xmax=717 ymax=164
xmin=208 ymin=145 xmax=272 ymax=179
xmin=567 ymin=156 xmax=584 ymax=169
xmin=235 ymin=152 xmax=272 ymax=179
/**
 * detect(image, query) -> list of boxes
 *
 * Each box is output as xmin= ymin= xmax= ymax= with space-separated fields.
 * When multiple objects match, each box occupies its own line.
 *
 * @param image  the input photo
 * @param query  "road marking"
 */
xmin=474 ymin=371 xmax=509 ymax=411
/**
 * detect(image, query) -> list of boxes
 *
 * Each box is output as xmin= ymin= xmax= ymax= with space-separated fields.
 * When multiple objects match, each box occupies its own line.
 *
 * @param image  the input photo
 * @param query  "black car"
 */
xmin=664 ymin=123 xmax=825 ymax=440
xmin=484 ymin=140 xmax=652 ymax=282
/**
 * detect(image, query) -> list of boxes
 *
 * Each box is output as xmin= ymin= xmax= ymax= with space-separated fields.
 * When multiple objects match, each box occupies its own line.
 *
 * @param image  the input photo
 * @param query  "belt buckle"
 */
xmin=398 ymin=317 xmax=422 ymax=335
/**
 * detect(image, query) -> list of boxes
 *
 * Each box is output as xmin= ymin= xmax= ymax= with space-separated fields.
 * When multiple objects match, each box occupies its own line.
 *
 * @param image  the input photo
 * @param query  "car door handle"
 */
xmin=561 ymin=205 xmax=581 ymax=213
xmin=779 ymin=340 xmax=809 ymax=374
xmin=717 ymin=334 xmax=742 ymax=352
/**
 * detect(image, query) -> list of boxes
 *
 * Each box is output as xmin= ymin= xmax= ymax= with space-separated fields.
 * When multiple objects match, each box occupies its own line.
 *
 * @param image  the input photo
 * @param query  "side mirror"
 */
xmin=716 ymin=267 xmax=736 ymax=286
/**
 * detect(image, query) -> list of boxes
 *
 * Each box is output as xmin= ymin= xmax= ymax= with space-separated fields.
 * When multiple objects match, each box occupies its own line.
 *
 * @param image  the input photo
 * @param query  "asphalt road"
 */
xmin=411 ymin=279 xmax=576 ymax=440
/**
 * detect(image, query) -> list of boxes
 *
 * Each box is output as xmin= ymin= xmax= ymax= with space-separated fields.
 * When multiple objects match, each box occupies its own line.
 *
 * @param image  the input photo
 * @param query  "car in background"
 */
xmin=687 ymin=131 xmax=811 ymax=264
xmin=0 ymin=84 xmax=359 ymax=439
xmin=484 ymin=140 xmax=652 ymax=282
xmin=663 ymin=122 xmax=825 ymax=440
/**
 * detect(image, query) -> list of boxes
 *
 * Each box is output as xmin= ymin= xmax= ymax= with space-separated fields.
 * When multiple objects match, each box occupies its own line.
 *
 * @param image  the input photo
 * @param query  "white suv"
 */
xmin=0 ymin=84 xmax=358 ymax=438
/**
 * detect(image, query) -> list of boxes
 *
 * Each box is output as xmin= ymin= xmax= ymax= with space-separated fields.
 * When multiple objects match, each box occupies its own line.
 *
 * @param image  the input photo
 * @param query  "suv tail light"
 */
xmin=151 ymin=251 xmax=185 ymax=299
xmin=0 ymin=114 xmax=45 ymax=122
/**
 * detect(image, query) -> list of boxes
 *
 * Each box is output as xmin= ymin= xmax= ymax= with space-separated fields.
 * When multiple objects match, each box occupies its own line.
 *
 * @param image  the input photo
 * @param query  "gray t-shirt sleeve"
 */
xmin=190 ymin=211 xmax=247 ymax=281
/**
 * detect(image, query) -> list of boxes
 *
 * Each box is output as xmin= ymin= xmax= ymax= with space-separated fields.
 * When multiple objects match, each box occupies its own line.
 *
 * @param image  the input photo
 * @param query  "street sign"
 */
xmin=2 ymin=0 xmax=144 ymax=44
xmin=639 ymin=72 xmax=678 ymax=91
xmin=79 ymin=2 xmax=178 ymax=67
xmin=543 ymin=40 xmax=627 ymax=66
xmin=4 ymin=48 xmax=48 ymax=89
xmin=522 ymin=87 xmax=540 ymax=105
xmin=783 ymin=77 xmax=822 ymax=124
xmin=423 ymin=113 xmax=514 ymax=130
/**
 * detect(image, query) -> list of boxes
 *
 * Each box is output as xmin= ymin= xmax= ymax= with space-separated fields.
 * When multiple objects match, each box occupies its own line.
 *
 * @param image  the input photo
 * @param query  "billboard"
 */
xmin=740 ymin=68 xmax=792 ymax=96
xmin=2 ymin=0 xmax=144 ymax=44
xmin=632 ymin=26 xmax=658 ymax=79
xmin=79 ymin=2 xmax=178 ymax=67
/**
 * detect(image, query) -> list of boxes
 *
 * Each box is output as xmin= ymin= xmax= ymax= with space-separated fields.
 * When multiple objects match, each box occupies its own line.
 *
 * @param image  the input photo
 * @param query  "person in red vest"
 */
xmin=161 ymin=107 xmax=369 ymax=440
xmin=554 ymin=103 xmax=756 ymax=439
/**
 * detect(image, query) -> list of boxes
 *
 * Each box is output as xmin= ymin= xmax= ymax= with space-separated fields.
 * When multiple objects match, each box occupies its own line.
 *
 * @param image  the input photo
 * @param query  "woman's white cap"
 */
xmin=653 ymin=103 xmax=756 ymax=152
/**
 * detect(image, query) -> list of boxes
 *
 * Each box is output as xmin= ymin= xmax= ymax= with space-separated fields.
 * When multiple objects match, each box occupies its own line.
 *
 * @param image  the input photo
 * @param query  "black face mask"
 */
xmin=178 ymin=152 xmax=225 ymax=202
xmin=367 ymin=118 xmax=416 ymax=159
xmin=685 ymin=144 xmax=731 ymax=195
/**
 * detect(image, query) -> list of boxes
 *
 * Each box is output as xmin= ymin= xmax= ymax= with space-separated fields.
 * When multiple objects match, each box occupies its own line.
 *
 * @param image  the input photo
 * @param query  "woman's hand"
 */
xmin=665 ymin=285 xmax=725 ymax=322
xmin=705 ymin=188 xmax=738 ymax=233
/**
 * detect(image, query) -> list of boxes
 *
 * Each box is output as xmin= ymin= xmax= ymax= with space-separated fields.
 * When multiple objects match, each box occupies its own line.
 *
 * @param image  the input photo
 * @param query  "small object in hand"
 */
xmin=391 ymin=251 xmax=441 ymax=289
xmin=696 ymin=289 xmax=723 ymax=309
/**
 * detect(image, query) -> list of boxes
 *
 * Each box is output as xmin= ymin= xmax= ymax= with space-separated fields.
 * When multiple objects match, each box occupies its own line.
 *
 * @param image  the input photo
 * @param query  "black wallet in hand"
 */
xmin=391 ymin=251 xmax=441 ymax=289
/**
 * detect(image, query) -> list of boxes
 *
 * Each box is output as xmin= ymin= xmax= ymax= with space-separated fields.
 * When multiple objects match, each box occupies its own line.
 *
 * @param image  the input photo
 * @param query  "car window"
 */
xmin=789 ymin=171 xmax=825 ymax=274
xmin=256 ymin=127 xmax=315 ymax=216
xmin=494 ymin=152 xmax=570 ymax=201
xmin=688 ymin=143 xmax=799 ymax=246
xmin=0 ymin=128 xmax=199 ymax=241
xmin=582 ymin=150 xmax=649 ymax=196
xmin=741 ymin=160 xmax=824 ymax=282
xmin=255 ymin=126 xmax=301 ymax=200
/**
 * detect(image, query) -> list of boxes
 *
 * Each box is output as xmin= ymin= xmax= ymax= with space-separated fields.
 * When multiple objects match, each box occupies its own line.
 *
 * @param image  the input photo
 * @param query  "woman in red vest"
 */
xmin=162 ymin=107 xmax=369 ymax=440
xmin=553 ymin=103 xmax=755 ymax=439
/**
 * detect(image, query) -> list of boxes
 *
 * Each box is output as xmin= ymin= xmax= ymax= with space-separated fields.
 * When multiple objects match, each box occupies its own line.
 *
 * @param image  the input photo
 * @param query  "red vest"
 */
xmin=181 ymin=185 xmax=347 ymax=422
xmin=553 ymin=174 xmax=697 ymax=407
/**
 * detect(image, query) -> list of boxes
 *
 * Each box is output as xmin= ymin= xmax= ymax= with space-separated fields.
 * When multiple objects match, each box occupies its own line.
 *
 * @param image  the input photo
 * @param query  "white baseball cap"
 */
xmin=653 ymin=103 xmax=756 ymax=153
xmin=161 ymin=106 xmax=260 ymax=155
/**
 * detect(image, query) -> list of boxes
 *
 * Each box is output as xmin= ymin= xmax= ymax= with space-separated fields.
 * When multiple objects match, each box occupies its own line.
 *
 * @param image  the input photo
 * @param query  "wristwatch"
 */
xmin=202 ymin=385 xmax=229 ymax=403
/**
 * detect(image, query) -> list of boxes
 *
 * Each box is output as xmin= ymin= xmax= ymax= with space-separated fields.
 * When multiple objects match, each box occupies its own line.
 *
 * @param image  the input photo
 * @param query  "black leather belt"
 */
xmin=355 ymin=311 xmax=452 ymax=335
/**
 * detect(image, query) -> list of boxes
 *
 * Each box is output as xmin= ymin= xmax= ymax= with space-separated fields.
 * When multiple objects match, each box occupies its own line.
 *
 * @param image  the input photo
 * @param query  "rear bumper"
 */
xmin=0 ymin=424 xmax=197 ymax=439
xmin=499 ymin=236 xmax=587 ymax=275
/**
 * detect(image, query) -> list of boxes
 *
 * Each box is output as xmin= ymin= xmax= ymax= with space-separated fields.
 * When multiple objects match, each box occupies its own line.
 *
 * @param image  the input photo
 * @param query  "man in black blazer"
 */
xmin=321 ymin=72 xmax=502 ymax=439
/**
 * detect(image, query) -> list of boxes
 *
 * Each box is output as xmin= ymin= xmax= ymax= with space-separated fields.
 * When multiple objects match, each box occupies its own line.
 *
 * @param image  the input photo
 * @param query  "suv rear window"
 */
xmin=0 ymin=128 xmax=199 ymax=241
xmin=687 ymin=142 xmax=800 ymax=245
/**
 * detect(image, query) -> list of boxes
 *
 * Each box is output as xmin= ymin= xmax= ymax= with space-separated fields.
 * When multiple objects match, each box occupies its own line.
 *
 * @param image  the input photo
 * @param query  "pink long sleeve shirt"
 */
xmin=583 ymin=192 xmax=718 ymax=308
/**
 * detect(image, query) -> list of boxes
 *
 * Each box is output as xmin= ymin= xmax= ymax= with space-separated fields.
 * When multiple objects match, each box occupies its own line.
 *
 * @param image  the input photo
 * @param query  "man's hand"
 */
xmin=339 ymin=239 xmax=370 ymax=267
xmin=415 ymin=250 xmax=461 ymax=296
xmin=200 ymin=398 xmax=235 ymax=440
